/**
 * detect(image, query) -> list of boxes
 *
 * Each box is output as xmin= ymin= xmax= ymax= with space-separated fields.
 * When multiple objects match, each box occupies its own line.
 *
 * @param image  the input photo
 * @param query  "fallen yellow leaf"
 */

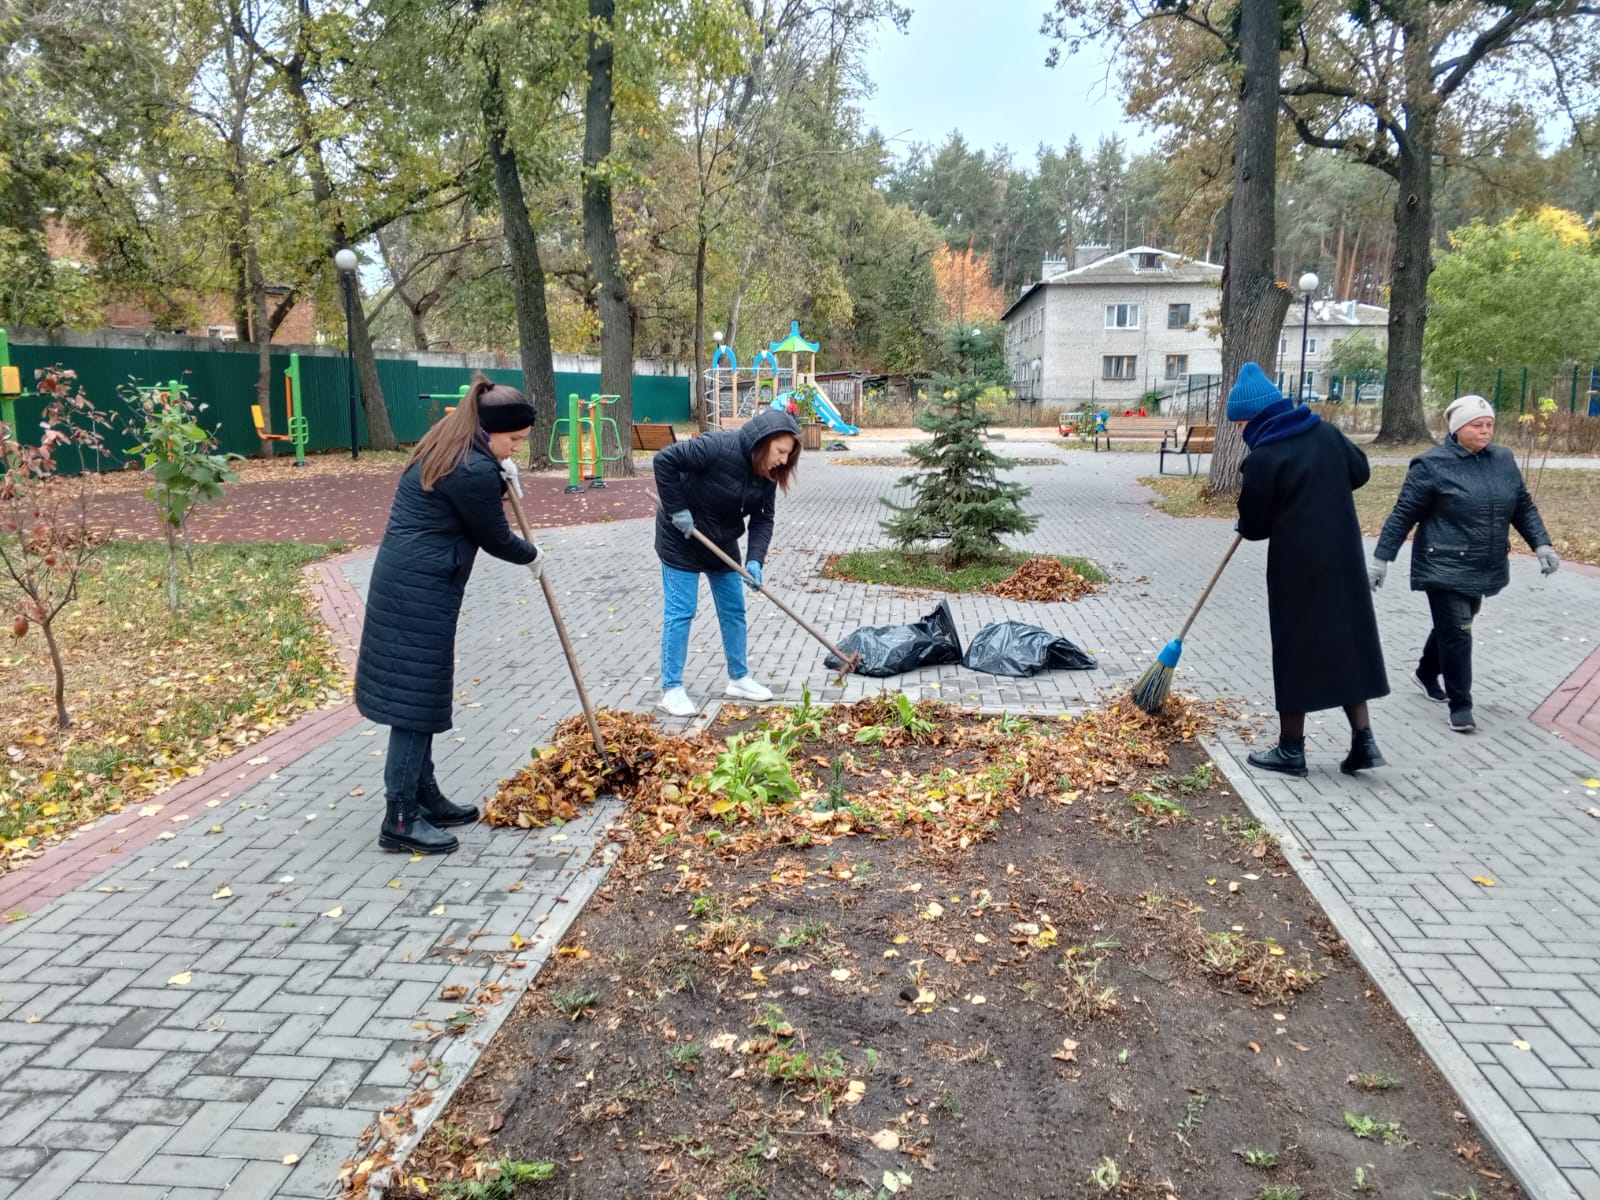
xmin=321 ymin=906 xmax=343 ymax=919
xmin=1471 ymin=876 xmax=1496 ymax=887
xmin=212 ymin=884 xmax=233 ymax=900
xmin=167 ymin=970 xmax=192 ymax=987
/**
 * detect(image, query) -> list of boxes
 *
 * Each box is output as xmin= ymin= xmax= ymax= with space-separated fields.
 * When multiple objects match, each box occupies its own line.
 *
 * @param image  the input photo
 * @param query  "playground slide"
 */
xmin=773 ymin=389 xmax=859 ymax=436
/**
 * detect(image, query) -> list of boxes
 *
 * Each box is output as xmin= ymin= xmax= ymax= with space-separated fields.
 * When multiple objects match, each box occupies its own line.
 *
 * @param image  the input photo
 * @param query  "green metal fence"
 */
xmin=1 ymin=336 xmax=690 ymax=470
xmin=1448 ymin=363 xmax=1600 ymax=416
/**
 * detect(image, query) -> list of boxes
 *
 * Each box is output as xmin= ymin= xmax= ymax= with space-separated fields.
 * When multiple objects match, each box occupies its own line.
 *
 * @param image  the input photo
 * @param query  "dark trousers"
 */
xmin=1418 ymin=589 xmax=1483 ymax=709
xmin=384 ymin=728 xmax=436 ymax=801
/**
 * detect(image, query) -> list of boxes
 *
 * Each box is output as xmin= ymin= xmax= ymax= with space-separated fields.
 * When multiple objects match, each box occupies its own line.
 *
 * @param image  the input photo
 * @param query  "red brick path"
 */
xmin=1531 ymin=560 xmax=1600 ymax=762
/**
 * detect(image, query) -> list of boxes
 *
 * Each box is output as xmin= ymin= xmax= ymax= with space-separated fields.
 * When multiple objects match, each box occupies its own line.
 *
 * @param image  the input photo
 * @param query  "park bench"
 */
xmin=1158 ymin=424 xmax=1216 ymax=476
xmin=1094 ymin=416 xmax=1171 ymax=451
xmin=632 ymin=422 xmax=678 ymax=451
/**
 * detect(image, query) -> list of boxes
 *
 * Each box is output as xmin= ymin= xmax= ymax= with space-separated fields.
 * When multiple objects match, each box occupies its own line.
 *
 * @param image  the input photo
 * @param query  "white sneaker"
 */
xmin=656 ymin=687 xmax=698 ymax=718
xmin=724 ymin=675 xmax=773 ymax=702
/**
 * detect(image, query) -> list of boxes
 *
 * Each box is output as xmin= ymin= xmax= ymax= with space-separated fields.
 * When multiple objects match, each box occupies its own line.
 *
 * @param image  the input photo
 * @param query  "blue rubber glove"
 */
xmin=745 ymin=561 xmax=763 ymax=590
xmin=670 ymin=510 xmax=694 ymax=539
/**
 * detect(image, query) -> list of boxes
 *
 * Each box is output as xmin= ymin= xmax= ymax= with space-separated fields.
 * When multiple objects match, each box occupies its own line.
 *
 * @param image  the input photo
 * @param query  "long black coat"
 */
xmin=1373 ymin=439 xmax=1551 ymax=598
xmin=355 ymin=440 xmax=536 ymax=732
xmin=1237 ymin=420 xmax=1389 ymax=714
xmin=652 ymin=408 xmax=802 ymax=574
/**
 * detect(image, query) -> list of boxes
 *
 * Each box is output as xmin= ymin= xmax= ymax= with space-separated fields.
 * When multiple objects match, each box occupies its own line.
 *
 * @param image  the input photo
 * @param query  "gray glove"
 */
xmin=1536 ymin=545 xmax=1560 ymax=576
xmin=1368 ymin=558 xmax=1388 ymax=591
xmin=670 ymin=509 xmax=695 ymax=539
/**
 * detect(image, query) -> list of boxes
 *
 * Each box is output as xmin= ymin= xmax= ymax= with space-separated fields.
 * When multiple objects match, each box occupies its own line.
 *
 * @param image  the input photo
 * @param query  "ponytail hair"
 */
xmin=408 ymin=372 xmax=533 ymax=491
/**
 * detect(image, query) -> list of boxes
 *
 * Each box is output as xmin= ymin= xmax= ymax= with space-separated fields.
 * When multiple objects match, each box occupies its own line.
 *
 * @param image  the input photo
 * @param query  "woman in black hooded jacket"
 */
xmin=652 ymin=408 xmax=802 ymax=716
xmin=355 ymin=374 xmax=541 ymax=854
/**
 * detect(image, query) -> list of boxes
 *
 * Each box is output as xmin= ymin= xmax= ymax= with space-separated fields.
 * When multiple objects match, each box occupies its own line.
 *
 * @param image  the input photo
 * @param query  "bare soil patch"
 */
xmin=374 ymin=700 xmax=1520 ymax=1200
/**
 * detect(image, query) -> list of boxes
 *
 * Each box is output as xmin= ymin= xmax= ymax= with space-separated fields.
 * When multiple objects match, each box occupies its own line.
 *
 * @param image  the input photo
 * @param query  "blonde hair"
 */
xmin=408 ymin=373 xmax=529 ymax=491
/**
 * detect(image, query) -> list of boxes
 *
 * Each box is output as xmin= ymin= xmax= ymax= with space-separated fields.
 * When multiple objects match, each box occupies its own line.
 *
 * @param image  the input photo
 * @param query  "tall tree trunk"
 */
xmin=1376 ymin=13 xmax=1436 ymax=445
xmin=248 ymin=241 xmax=275 ymax=457
xmin=583 ymin=0 xmax=635 ymax=473
xmin=1207 ymin=0 xmax=1293 ymax=500
xmin=480 ymin=53 xmax=558 ymax=469
xmin=693 ymin=231 xmax=709 ymax=431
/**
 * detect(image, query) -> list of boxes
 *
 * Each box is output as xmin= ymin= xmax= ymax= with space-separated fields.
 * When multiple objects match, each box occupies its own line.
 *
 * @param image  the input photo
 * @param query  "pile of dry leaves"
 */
xmin=983 ymin=555 xmax=1102 ymax=602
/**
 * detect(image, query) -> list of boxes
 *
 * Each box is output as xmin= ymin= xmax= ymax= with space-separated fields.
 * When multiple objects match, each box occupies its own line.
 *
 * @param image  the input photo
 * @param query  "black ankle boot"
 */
xmin=1340 ymin=727 xmax=1387 ymax=775
xmin=379 ymin=796 xmax=459 ymax=855
xmin=1247 ymin=737 xmax=1308 ymax=778
xmin=416 ymin=778 xmax=480 ymax=828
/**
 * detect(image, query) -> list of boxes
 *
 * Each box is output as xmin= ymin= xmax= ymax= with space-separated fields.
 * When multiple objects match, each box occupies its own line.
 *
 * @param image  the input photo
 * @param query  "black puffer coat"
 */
xmin=1238 ymin=420 xmax=1389 ymax=714
xmin=652 ymin=409 xmax=802 ymax=574
xmin=355 ymin=439 xmax=536 ymax=732
xmin=1374 ymin=439 xmax=1551 ymax=598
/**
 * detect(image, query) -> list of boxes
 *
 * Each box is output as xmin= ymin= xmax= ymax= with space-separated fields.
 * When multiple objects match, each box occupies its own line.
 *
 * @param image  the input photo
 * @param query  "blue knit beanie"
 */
xmin=1226 ymin=362 xmax=1283 ymax=422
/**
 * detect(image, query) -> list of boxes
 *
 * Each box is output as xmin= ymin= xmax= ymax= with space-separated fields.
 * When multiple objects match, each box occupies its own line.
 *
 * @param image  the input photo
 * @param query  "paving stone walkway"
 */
xmin=1 ymin=440 xmax=1598 ymax=1198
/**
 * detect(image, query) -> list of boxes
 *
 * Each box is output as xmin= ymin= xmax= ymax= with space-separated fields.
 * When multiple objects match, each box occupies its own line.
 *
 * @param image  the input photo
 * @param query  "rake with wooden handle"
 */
xmin=647 ymin=491 xmax=863 ymax=673
xmin=502 ymin=475 xmax=613 ymax=770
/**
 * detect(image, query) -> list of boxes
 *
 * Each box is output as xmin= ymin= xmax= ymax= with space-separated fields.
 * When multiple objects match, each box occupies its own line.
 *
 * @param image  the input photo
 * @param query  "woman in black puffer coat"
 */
xmin=1371 ymin=394 xmax=1557 ymax=734
xmin=355 ymin=374 xmax=541 ymax=854
xmin=652 ymin=408 xmax=802 ymax=717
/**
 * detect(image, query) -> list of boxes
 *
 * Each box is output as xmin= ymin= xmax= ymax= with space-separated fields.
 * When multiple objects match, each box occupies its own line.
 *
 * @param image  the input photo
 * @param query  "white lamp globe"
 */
xmin=1298 ymin=271 xmax=1319 ymax=294
xmin=334 ymin=248 xmax=358 ymax=273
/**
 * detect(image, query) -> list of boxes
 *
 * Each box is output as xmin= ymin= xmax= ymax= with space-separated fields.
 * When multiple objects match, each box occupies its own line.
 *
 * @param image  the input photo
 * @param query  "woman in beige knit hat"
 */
xmin=1370 ymin=395 xmax=1558 ymax=733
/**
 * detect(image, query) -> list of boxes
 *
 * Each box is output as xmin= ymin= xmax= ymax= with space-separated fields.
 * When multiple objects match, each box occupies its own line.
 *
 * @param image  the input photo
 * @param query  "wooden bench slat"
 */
xmin=632 ymin=423 xmax=677 ymax=451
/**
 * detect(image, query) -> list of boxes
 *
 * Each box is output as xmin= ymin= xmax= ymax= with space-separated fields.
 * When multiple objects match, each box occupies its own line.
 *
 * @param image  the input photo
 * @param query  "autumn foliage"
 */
xmin=930 ymin=243 xmax=1005 ymax=326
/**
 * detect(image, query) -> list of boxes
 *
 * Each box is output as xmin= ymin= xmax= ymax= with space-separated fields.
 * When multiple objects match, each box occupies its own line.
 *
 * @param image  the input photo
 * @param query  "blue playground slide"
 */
xmin=772 ymin=389 xmax=859 ymax=436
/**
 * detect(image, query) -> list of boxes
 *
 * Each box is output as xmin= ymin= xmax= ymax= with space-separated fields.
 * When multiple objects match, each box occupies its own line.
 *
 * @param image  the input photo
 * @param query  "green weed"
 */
xmin=1344 ymin=1111 xmax=1410 ymax=1144
xmin=1237 ymin=1146 xmax=1279 ymax=1169
xmin=438 ymin=1158 xmax=555 ymax=1198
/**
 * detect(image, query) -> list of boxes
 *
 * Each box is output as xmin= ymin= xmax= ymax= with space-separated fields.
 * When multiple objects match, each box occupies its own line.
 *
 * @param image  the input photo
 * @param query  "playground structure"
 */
xmin=0 ymin=328 xmax=29 ymax=434
xmin=550 ymin=393 xmax=623 ymax=493
xmin=703 ymin=320 xmax=859 ymax=436
xmin=250 ymin=352 xmax=310 ymax=465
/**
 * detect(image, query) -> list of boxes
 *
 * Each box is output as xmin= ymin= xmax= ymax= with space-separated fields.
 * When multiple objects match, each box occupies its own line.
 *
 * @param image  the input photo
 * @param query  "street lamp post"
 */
xmin=334 ymin=247 xmax=360 ymax=460
xmin=1296 ymin=271 xmax=1319 ymax=405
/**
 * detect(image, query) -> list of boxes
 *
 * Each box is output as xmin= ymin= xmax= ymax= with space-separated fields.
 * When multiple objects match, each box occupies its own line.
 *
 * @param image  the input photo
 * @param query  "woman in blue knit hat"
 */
xmin=1229 ymin=362 xmax=1389 ymax=776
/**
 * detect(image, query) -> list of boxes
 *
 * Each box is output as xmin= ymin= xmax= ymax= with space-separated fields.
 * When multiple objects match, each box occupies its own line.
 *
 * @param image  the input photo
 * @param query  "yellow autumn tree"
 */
xmin=931 ymin=244 xmax=1005 ymax=326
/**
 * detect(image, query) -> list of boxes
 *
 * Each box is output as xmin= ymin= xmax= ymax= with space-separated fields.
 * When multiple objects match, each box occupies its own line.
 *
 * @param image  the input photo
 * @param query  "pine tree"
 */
xmin=880 ymin=335 xmax=1038 ymax=567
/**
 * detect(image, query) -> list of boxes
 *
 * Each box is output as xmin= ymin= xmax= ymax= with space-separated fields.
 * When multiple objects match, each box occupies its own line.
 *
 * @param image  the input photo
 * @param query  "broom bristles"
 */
xmin=1129 ymin=659 xmax=1174 ymax=716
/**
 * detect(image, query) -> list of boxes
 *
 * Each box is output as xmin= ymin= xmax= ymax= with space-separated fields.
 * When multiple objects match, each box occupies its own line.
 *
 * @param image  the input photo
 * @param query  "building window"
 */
xmin=1105 ymin=303 xmax=1140 ymax=329
xmin=1279 ymin=337 xmax=1287 ymax=355
xmin=1133 ymin=252 xmax=1163 ymax=270
xmin=1167 ymin=303 xmax=1190 ymax=329
xmin=1164 ymin=355 xmax=1188 ymax=380
xmin=1103 ymin=355 xmax=1137 ymax=380
xmin=1307 ymin=338 xmax=1317 ymax=354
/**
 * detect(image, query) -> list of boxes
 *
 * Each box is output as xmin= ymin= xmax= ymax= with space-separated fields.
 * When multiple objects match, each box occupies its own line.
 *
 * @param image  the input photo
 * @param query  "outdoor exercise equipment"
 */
xmin=421 ymin=383 xmax=470 ymax=417
xmin=251 ymin=353 xmax=310 ymax=464
xmin=548 ymin=392 xmax=622 ymax=494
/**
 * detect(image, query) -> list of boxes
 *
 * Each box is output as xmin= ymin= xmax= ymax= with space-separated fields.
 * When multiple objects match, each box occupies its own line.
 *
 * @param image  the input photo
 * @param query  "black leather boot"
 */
xmin=416 ymin=778 xmax=480 ymax=828
xmin=1340 ymin=727 xmax=1387 ymax=775
xmin=1247 ymin=737 xmax=1308 ymax=778
xmin=378 ymin=795 xmax=458 ymax=855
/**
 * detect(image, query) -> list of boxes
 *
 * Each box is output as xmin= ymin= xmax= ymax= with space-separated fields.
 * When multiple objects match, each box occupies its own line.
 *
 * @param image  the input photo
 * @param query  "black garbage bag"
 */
xmin=824 ymin=600 xmax=964 ymax=677
xmin=962 ymin=621 xmax=1098 ymax=677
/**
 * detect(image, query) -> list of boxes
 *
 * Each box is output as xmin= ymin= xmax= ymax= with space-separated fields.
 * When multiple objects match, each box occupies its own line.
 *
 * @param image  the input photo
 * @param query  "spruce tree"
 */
xmin=880 ymin=335 xmax=1037 ymax=567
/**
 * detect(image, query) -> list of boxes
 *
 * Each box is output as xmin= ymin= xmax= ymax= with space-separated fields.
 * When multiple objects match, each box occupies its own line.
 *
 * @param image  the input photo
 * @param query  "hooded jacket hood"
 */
xmin=738 ymin=407 xmax=803 ymax=456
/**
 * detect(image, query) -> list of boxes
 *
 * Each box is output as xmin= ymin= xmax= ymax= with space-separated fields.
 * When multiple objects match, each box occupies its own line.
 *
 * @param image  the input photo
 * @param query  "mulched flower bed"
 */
xmin=363 ymin=698 xmax=1521 ymax=1200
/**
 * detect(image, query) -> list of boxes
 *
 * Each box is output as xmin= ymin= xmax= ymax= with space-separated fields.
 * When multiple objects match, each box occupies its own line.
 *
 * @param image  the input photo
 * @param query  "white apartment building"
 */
xmin=1276 ymin=299 xmax=1389 ymax=399
xmin=1001 ymin=246 xmax=1223 ymax=407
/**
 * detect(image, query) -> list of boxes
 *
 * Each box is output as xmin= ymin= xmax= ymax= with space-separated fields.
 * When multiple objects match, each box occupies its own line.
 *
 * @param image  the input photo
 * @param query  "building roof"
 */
xmin=1001 ymin=246 xmax=1223 ymax=322
xmin=1285 ymin=299 xmax=1389 ymax=330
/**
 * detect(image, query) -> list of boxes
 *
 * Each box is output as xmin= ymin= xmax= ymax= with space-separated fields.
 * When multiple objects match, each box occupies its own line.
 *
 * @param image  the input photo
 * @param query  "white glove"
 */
xmin=527 ymin=546 xmax=544 ymax=582
xmin=1368 ymin=558 xmax=1388 ymax=590
xmin=1536 ymin=545 xmax=1560 ymax=576
xmin=500 ymin=457 xmax=524 ymax=500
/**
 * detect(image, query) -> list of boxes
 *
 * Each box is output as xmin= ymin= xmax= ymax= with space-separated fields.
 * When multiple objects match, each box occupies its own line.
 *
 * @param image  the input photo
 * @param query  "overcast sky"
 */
xmin=858 ymin=0 xmax=1153 ymax=164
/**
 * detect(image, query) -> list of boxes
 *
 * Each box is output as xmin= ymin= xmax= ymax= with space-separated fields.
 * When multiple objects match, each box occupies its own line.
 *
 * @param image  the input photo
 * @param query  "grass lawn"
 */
xmin=0 ymin=541 xmax=348 ymax=872
xmin=823 ymin=547 xmax=1106 ymax=592
xmin=1143 ymin=466 xmax=1600 ymax=566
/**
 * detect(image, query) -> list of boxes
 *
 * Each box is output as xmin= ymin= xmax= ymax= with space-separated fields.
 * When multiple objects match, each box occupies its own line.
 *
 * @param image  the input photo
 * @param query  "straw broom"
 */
xmin=1130 ymin=534 xmax=1242 ymax=715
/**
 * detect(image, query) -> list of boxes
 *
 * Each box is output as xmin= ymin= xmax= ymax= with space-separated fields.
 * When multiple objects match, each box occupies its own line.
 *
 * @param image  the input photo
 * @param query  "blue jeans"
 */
xmin=660 ymin=564 xmax=748 ymax=689
xmin=385 ymin=728 xmax=435 ymax=801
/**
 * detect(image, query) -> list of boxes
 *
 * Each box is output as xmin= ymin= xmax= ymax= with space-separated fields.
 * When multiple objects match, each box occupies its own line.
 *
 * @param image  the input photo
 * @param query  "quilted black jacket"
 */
xmin=652 ymin=408 xmax=802 ymax=574
xmin=355 ymin=439 xmax=536 ymax=731
xmin=1374 ymin=438 xmax=1551 ymax=597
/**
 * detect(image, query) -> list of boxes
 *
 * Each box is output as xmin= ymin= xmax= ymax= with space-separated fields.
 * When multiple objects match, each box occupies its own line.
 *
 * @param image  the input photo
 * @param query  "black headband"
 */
xmin=480 ymin=401 xmax=537 ymax=433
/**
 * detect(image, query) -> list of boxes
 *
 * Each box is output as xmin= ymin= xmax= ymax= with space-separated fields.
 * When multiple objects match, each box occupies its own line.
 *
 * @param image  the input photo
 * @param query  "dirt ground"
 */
xmin=56 ymin=452 xmax=659 ymax=546
xmin=381 ymin=702 xmax=1520 ymax=1200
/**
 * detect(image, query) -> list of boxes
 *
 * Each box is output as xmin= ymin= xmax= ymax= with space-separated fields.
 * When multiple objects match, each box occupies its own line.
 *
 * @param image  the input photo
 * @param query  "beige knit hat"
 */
xmin=1445 ymin=394 xmax=1495 ymax=435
